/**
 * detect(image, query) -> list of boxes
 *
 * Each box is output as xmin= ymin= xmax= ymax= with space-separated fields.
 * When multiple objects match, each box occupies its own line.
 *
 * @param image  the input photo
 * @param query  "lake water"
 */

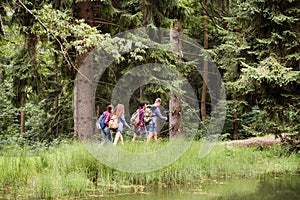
xmin=92 ymin=174 xmax=300 ymax=200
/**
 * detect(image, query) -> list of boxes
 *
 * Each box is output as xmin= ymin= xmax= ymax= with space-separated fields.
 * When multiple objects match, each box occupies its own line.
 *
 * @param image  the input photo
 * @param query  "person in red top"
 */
xmin=131 ymin=101 xmax=148 ymax=143
xmin=100 ymin=104 xmax=113 ymax=146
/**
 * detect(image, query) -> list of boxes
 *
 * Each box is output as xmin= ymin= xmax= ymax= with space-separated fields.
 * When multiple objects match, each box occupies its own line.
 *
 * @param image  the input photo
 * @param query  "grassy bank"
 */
xmin=0 ymin=140 xmax=299 ymax=199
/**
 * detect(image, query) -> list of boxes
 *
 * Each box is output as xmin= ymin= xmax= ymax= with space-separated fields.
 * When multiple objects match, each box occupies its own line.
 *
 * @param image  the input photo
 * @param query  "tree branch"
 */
xmin=0 ymin=14 xmax=6 ymax=37
xmin=17 ymin=0 xmax=92 ymax=84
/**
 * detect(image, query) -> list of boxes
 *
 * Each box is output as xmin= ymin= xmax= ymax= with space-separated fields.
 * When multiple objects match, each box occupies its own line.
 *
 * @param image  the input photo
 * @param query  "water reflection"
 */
xmin=94 ymin=175 xmax=300 ymax=200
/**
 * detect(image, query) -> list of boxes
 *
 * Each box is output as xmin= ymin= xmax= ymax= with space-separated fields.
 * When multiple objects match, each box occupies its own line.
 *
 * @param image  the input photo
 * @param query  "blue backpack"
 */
xmin=96 ymin=112 xmax=107 ymax=129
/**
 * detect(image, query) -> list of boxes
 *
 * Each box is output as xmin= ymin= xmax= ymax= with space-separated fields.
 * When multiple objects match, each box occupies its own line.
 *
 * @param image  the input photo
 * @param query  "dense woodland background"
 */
xmin=0 ymin=0 xmax=299 ymax=147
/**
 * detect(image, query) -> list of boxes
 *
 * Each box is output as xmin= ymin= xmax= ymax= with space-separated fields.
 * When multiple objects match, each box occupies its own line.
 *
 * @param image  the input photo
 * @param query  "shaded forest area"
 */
xmin=0 ymin=0 xmax=299 ymax=148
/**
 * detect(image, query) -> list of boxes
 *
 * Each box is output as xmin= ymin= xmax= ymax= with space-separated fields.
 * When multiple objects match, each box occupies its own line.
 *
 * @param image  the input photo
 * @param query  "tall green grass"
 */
xmin=0 ymin=140 xmax=299 ymax=199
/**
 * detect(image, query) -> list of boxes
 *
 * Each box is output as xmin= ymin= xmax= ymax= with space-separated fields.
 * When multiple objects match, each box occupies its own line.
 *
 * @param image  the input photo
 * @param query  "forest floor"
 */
xmin=221 ymin=136 xmax=282 ymax=147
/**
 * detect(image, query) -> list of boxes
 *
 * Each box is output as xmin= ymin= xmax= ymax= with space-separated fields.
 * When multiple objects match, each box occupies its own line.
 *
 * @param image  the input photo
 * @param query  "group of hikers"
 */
xmin=97 ymin=98 xmax=167 ymax=146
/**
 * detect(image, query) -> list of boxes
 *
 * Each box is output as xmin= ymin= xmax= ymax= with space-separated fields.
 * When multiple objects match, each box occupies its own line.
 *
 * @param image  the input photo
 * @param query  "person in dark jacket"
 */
xmin=100 ymin=104 xmax=113 ymax=146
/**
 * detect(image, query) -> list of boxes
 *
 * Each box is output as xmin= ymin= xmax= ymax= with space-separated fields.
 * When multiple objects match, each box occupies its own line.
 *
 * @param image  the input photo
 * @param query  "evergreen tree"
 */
xmin=213 ymin=0 xmax=300 ymax=139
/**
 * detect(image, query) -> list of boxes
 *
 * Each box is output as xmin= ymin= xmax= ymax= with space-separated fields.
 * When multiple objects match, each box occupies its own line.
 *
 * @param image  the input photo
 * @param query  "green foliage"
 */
xmin=0 ymin=0 xmax=299 ymax=145
xmin=212 ymin=0 xmax=300 ymax=140
xmin=0 ymin=77 xmax=20 ymax=145
xmin=32 ymin=4 xmax=108 ymax=55
xmin=241 ymin=57 xmax=299 ymax=87
xmin=240 ymin=106 xmax=269 ymax=137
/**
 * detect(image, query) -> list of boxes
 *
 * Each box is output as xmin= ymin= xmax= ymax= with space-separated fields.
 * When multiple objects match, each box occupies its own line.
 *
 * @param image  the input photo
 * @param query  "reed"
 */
xmin=0 ymin=140 xmax=299 ymax=199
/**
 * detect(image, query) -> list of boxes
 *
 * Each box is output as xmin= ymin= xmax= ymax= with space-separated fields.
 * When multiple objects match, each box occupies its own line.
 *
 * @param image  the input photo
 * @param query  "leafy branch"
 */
xmin=17 ymin=0 xmax=92 ymax=84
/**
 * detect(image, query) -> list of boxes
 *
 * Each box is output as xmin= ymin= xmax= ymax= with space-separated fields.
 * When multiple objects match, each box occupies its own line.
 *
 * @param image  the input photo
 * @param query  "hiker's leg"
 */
xmin=143 ymin=127 xmax=148 ymax=138
xmin=101 ymin=127 xmax=110 ymax=145
xmin=132 ymin=132 xmax=137 ymax=143
xmin=132 ymin=136 xmax=136 ymax=143
xmin=151 ymin=123 xmax=158 ymax=142
xmin=132 ymin=126 xmax=139 ymax=143
xmin=102 ymin=131 xmax=107 ymax=141
xmin=146 ymin=122 xmax=155 ymax=143
xmin=100 ymin=131 xmax=107 ymax=145
xmin=153 ymin=132 xmax=158 ymax=142
xmin=146 ymin=132 xmax=153 ymax=143
xmin=104 ymin=127 xmax=112 ymax=145
xmin=113 ymin=131 xmax=120 ymax=146
xmin=120 ymin=133 xmax=124 ymax=144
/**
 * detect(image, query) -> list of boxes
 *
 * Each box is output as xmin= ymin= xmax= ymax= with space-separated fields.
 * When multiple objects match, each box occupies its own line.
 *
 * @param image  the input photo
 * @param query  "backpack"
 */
xmin=130 ymin=109 xmax=140 ymax=125
xmin=96 ymin=112 xmax=106 ymax=129
xmin=143 ymin=105 xmax=153 ymax=124
xmin=108 ymin=114 xmax=119 ymax=130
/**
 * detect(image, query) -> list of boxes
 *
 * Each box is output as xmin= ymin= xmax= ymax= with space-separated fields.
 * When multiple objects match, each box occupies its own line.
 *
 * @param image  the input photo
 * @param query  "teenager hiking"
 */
xmin=146 ymin=98 xmax=167 ymax=143
xmin=131 ymin=101 xmax=148 ymax=143
xmin=99 ymin=105 xmax=113 ymax=146
xmin=113 ymin=104 xmax=131 ymax=146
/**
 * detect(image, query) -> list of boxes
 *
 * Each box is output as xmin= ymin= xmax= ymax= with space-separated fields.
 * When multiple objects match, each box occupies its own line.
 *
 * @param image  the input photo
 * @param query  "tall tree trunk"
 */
xmin=19 ymin=23 xmax=37 ymax=135
xmin=0 ymin=13 xmax=6 ymax=37
xmin=139 ymin=0 xmax=152 ymax=26
xmin=76 ymin=1 xmax=95 ymax=26
xmin=232 ymin=108 xmax=238 ymax=139
xmin=169 ymin=21 xmax=183 ymax=138
xmin=140 ymin=86 xmax=143 ymax=100
xmin=169 ymin=92 xmax=182 ymax=137
xmin=201 ymin=0 xmax=208 ymax=124
xmin=54 ymin=52 xmax=60 ymax=137
xmin=74 ymin=52 xmax=94 ymax=140
xmin=138 ymin=0 xmax=152 ymax=99
xmin=20 ymin=90 xmax=26 ymax=135
xmin=73 ymin=1 xmax=97 ymax=140
xmin=232 ymin=96 xmax=238 ymax=139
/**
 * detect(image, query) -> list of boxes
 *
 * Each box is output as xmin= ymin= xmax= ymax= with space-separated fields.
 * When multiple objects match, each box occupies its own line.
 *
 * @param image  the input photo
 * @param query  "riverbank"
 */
xmin=0 ymin=140 xmax=299 ymax=199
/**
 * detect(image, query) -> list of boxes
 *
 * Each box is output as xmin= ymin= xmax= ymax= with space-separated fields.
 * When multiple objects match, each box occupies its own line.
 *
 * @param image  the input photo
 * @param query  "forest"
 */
xmin=1 ymin=0 xmax=299 ymax=147
xmin=0 ymin=0 xmax=299 ymax=199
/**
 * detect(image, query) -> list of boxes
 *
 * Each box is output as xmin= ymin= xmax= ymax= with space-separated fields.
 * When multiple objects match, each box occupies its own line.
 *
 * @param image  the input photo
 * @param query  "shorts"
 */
xmin=117 ymin=123 xmax=124 ymax=133
xmin=147 ymin=122 xmax=156 ymax=133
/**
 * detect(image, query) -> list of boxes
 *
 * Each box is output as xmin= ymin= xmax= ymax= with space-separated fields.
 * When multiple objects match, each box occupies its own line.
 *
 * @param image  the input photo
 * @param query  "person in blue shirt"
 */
xmin=113 ymin=104 xmax=131 ymax=146
xmin=146 ymin=98 xmax=167 ymax=143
